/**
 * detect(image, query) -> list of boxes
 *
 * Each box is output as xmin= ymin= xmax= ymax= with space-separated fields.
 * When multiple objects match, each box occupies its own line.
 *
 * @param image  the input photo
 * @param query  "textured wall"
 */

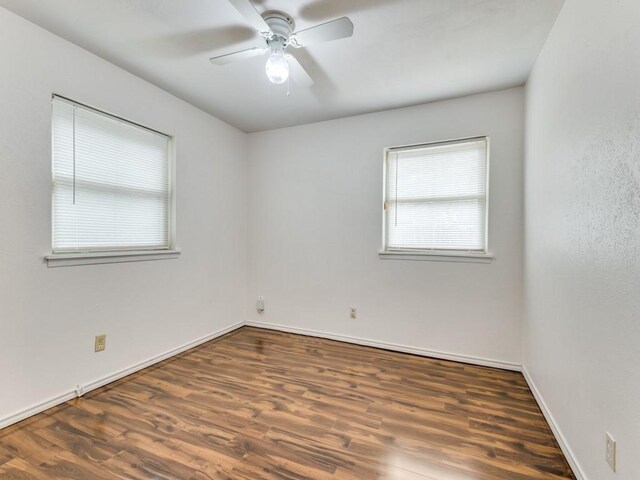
xmin=525 ymin=0 xmax=640 ymax=478
xmin=247 ymin=88 xmax=524 ymax=366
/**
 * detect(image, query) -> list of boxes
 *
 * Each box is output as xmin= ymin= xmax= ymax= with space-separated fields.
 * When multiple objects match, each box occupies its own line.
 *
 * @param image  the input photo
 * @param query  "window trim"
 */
xmin=381 ymin=136 xmax=492 ymax=261
xmin=45 ymin=250 xmax=181 ymax=268
xmin=378 ymin=250 xmax=494 ymax=263
xmin=48 ymin=94 xmax=178 ymax=265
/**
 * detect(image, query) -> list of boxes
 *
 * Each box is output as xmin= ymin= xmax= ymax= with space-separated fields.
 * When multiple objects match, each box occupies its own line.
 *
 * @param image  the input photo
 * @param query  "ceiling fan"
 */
xmin=210 ymin=0 xmax=354 ymax=87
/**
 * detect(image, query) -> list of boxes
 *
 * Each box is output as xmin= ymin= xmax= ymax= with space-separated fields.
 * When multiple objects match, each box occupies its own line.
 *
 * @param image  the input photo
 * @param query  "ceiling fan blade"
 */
xmin=210 ymin=46 xmax=267 ymax=65
xmin=289 ymin=17 xmax=354 ymax=48
xmin=287 ymin=55 xmax=314 ymax=88
xmin=227 ymin=0 xmax=272 ymax=36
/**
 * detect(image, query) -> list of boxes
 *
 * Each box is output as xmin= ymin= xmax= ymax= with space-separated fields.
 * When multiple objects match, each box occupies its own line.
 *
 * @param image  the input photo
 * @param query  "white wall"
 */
xmin=247 ymin=88 xmax=524 ymax=366
xmin=524 ymin=0 xmax=640 ymax=478
xmin=0 ymin=8 xmax=247 ymax=423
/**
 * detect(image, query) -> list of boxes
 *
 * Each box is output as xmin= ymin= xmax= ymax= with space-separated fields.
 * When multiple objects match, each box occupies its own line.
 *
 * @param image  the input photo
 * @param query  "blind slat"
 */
xmin=385 ymin=138 xmax=488 ymax=251
xmin=52 ymin=97 xmax=171 ymax=252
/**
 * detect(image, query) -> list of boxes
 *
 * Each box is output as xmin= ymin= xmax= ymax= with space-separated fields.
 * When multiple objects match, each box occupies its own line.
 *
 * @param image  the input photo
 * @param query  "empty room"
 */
xmin=0 ymin=0 xmax=638 ymax=479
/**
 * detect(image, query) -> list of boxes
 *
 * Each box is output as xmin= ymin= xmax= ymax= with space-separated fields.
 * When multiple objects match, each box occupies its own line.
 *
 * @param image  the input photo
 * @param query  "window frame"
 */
xmin=380 ymin=136 xmax=492 ymax=262
xmin=45 ymin=94 xmax=178 ymax=267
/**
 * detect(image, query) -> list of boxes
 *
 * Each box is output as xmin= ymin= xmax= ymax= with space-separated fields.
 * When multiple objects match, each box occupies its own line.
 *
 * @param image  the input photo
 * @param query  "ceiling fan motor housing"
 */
xmin=211 ymin=0 xmax=354 ymax=88
xmin=262 ymin=10 xmax=295 ymax=43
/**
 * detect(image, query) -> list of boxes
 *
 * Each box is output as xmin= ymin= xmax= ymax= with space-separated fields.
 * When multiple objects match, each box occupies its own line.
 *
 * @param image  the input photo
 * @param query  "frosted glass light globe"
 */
xmin=265 ymin=52 xmax=289 ymax=85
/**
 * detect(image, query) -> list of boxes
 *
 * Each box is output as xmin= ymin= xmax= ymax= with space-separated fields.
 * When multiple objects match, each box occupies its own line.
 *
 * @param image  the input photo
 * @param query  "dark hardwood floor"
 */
xmin=0 ymin=327 xmax=575 ymax=479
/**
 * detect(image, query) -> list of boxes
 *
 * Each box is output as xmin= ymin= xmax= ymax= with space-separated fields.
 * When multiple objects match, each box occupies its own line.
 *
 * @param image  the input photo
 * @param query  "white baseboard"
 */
xmin=245 ymin=320 xmax=522 ymax=372
xmin=0 ymin=391 xmax=78 ymax=431
xmin=522 ymin=366 xmax=586 ymax=480
xmin=0 ymin=321 xmax=244 ymax=430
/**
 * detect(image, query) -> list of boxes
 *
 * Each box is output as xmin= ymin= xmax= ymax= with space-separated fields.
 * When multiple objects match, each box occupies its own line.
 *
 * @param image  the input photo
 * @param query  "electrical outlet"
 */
xmin=350 ymin=307 xmax=357 ymax=319
xmin=257 ymin=296 xmax=265 ymax=313
xmin=606 ymin=432 xmax=616 ymax=472
xmin=94 ymin=334 xmax=106 ymax=352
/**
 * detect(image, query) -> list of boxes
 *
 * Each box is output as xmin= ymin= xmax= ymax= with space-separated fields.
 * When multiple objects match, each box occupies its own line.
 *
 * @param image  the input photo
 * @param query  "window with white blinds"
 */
xmin=51 ymin=96 xmax=172 ymax=253
xmin=383 ymin=137 xmax=488 ymax=253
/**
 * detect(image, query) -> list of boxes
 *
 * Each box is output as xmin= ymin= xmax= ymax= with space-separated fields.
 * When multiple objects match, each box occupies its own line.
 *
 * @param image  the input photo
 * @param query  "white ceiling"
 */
xmin=0 ymin=0 xmax=564 ymax=132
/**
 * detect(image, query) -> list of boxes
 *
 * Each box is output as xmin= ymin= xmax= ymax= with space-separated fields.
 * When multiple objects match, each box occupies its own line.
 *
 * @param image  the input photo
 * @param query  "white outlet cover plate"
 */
xmin=606 ymin=432 xmax=616 ymax=472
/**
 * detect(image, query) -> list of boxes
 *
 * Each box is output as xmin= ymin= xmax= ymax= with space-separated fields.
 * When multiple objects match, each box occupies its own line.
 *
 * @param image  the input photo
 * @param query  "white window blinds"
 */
xmin=52 ymin=96 xmax=171 ymax=253
xmin=384 ymin=137 xmax=488 ymax=252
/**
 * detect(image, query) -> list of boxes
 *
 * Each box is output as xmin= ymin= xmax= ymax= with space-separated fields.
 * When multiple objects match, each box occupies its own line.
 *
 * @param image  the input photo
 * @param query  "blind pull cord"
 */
xmin=72 ymin=106 xmax=76 ymax=205
xmin=394 ymin=154 xmax=398 ymax=227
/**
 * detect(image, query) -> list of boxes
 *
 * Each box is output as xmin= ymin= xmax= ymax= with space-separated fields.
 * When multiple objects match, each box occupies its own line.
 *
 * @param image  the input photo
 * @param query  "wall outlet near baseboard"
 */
xmin=257 ymin=296 xmax=265 ymax=313
xmin=95 ymin=334 xmax=106 ymax=352
xmin=350 ymin=307 xmax=357 ymax=319
xmin=606 ymin=432 xmax=616 ymax=471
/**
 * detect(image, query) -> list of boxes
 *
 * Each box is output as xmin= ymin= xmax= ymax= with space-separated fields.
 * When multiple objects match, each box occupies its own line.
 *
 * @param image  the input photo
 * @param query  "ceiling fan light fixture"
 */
xmin=211 ymin=1 xmax=354 ymax=89
xmin=265 ymin=44 xmax=289 ymax=85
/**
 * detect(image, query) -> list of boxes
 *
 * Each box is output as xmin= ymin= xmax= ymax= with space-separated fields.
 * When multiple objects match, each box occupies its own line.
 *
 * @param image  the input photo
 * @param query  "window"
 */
xmin=51 ymin=96 xmax=173 ymax=255
xmin=383 ymin=137 xmax=489 ymax=255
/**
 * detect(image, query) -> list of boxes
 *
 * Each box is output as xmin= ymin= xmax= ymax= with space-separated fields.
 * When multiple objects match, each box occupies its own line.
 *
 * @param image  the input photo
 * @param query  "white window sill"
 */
xmin=45 ymin=250 xmax=181 ymax=268
xmin=379 ymin=250 xmax=494 ymax=263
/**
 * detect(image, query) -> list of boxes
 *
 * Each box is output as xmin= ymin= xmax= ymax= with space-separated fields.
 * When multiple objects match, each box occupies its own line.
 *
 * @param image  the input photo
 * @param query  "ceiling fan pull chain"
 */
xmin=287 ymin=72 xmax=290 ymax=97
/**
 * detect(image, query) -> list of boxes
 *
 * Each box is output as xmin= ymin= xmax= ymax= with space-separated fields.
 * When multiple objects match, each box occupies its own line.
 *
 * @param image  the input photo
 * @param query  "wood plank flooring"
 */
xmin=0 ymin=327 xmax=575 ymax=479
